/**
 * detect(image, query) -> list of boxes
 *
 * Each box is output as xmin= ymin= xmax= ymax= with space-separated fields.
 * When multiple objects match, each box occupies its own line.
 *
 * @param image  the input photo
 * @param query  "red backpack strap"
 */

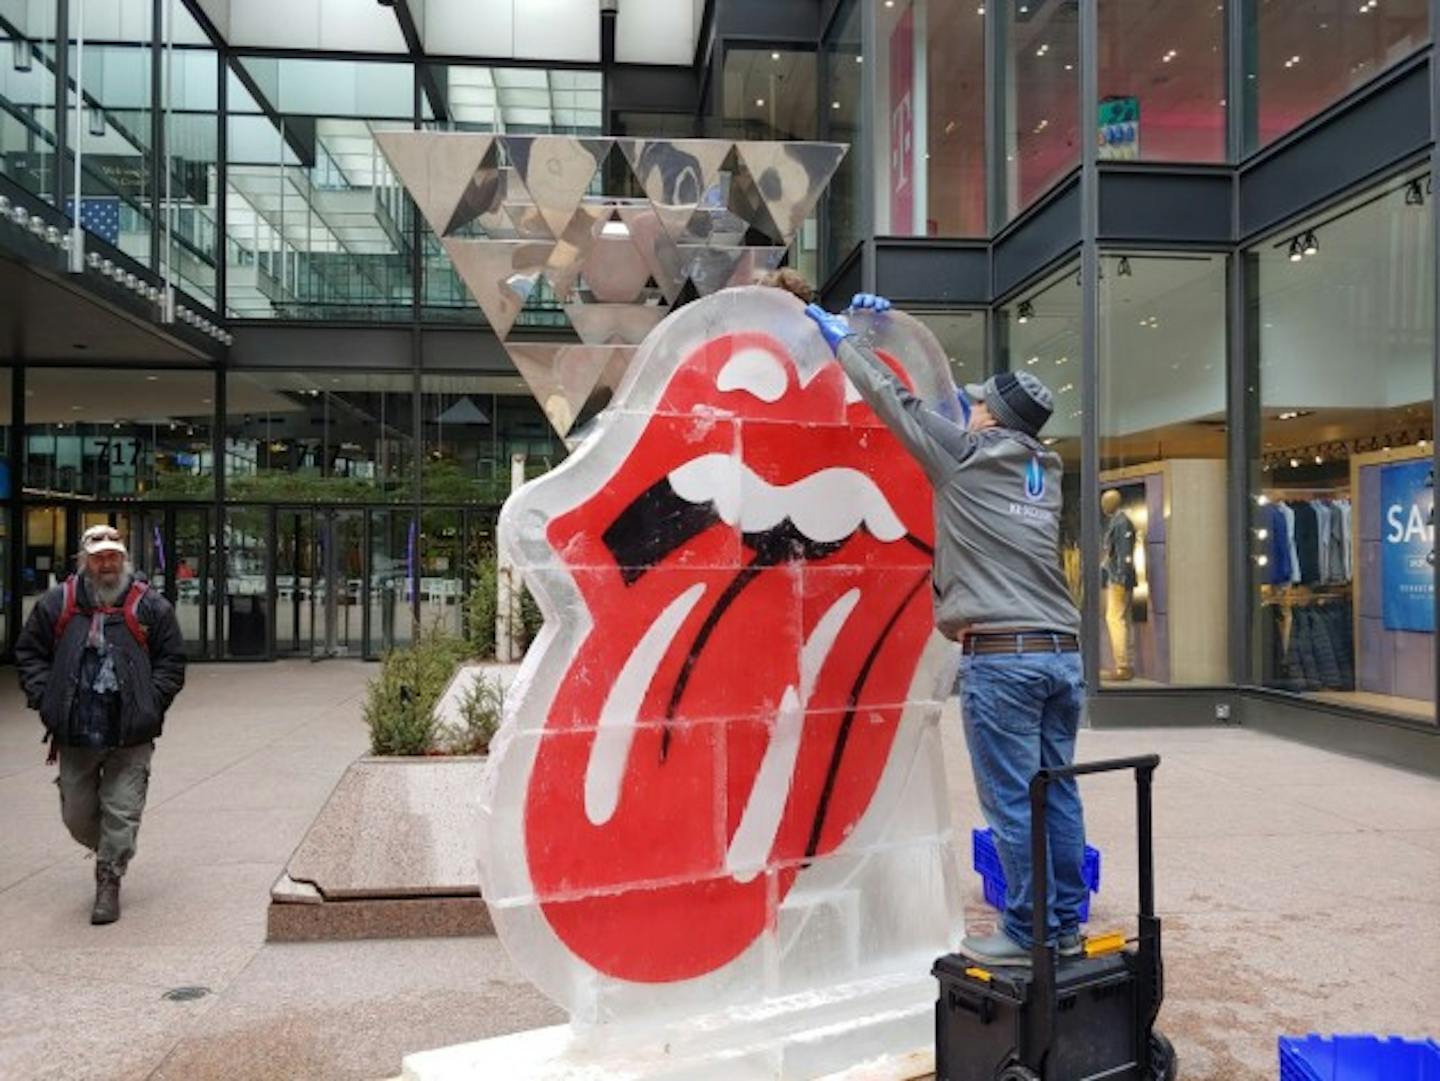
xmin=53 ymin=577 xmax=79 ymax=642
xmin=122 ymin=581 xmax=150 ymax=650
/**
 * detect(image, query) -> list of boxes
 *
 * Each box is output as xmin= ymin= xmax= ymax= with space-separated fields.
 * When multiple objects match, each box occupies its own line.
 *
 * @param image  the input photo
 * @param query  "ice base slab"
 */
xmin=401 ymin=972 xmax=937 ymax=1081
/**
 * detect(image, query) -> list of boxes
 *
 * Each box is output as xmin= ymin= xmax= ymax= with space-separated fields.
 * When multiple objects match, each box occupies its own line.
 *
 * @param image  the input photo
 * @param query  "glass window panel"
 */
xmin=224 ymin=86 xmax=413 ymax=321
xmin=1247 ymin=0 xmax=1429 ymax=152
xmin=1001 ymin=0 xmax=1081 ymax=220
xmin=911 ymin=309 xmax=988 ymax=387
xmin=1000 ymin=263 xmax=1082 ymax=613
xmin=165 ymin=29 xmax=219 ymax=308
xmin=874 ymin=1 xmax=985 ymax=236
xmin=0 ymin=366 xmax=8 ymax=650
xmin=224 ymin=371 xmax=415 ymax=503
xmin=1249 ymin=167 xmax=1434 ymax=721
xmin=723 ymin=48 xmax=817 ymax=141
xmin=0 ymin=0 xmax=60 ymax=207
xmin=22 ymin=368 xmax=213 ymax=499
xmin=76 ymin=42 xmax=156 ymax=267
xmin=1098 ymin=0 xmax=1226 ymax=163
xmin=421 ymin=376 xmax=565 ymax=504
xmin=821 ymin=0 xmax=863 ymax=272
xmin=1101 ymin=253 xmax=1229 ymax=687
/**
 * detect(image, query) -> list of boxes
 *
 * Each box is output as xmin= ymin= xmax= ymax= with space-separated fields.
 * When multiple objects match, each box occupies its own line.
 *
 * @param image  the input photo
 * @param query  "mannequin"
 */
xmin=1100 ymin=488 xmax=1137 ymax=681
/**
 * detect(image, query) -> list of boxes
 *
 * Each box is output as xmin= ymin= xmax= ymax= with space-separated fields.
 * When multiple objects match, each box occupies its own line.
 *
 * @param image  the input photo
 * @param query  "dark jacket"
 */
xmin=15 ymin=574 xmax=186 ymax=747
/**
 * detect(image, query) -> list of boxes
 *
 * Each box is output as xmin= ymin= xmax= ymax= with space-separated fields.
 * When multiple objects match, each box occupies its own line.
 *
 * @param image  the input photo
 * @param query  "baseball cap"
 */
xmin=963 ymin=371 xmax=1055 ymax=437
xmin=80 ymin=525 xmax=127 ymax=556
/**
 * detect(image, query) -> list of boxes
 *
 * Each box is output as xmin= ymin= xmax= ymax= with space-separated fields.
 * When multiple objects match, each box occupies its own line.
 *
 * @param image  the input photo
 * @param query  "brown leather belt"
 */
xmin=962 ymin=632 xmax=1081 ymax=656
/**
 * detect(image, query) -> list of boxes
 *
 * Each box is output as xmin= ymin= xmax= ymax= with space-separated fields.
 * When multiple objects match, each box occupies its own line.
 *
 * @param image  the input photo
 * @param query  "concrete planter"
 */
xmin=268 ymin=755 xmax=492 ymax=943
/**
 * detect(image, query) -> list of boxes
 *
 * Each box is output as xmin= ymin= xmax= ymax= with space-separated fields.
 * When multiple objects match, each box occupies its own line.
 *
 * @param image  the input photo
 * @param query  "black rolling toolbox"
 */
xmin=933 ymin=755 xmax=1177 ymax=1081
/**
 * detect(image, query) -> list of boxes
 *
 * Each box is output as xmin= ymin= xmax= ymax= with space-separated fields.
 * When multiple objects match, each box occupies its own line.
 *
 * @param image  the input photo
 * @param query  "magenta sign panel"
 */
xmin=889 ymin=6 xmax=915 ymax=233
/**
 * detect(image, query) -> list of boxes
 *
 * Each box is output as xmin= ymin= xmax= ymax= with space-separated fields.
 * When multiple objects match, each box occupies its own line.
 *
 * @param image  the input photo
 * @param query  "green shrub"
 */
xmin=364 ymin=628 xmax=472 ymax=756
xmin=464 ymin=545 xmax=544 ymax=659
xmin=465 ymin=548 xmax=499 ymax=658
xmin=451 ymin=673 xmax=506 ymax=756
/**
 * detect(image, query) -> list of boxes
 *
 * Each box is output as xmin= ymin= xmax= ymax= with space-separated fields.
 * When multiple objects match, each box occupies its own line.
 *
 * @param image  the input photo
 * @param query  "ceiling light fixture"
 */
xmin=1302 ymin=230 xmax=1319 ymax=257
xmin=1405 ymin=178 xmax=1425 ymax=206
xmin=12 ymin=37 xmax=32 ymax=72
xmin=771 ymin=51 xmax=781 ymax=61
xmin=87 ymin=107 xmax=105 ymax=137
xmin=1017 ymin=300 xmax=1034 ymax=324
xmin=755 ymin=98 xmax=765 ymax=107
xmin=1288 ymin=237 xmax=1304 ymax=262
xmin=1118 ymin=256 xmax=1132 ymax=277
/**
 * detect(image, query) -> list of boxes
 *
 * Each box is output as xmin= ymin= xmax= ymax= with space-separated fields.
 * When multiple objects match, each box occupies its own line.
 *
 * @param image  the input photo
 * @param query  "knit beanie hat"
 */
xmin=963 ymin=371 xmax=1055 ymax=437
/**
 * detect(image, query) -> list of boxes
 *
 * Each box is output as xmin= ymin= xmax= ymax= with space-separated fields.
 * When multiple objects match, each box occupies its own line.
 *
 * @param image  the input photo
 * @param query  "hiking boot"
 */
xmin=959 ymin=932 xmax=1032 ymax=968
xmin=91 ymin=862 xmax=121 ymax=925
xmin=1059 ymin=930 xmax=1084 ymax=958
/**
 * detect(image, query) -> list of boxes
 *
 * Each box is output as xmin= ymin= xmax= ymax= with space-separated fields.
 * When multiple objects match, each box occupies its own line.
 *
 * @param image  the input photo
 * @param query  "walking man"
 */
xmin=15 ymin=525 xmax=186 ymax=924
xmin=805 ymin=293 xmax=1088 ymax=967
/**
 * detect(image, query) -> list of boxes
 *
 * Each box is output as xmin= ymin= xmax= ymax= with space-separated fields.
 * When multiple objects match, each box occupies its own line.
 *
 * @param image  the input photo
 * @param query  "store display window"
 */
xmin=1249 ymin=167 xmax=1435 ymax=721
xmin=1100 ymin=253 xmax=1229 ymax=687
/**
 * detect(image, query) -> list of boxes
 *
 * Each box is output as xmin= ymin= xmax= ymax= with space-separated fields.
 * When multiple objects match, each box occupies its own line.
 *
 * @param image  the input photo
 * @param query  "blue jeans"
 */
xmin=958 ymin=651 xmax=1087 ymax=948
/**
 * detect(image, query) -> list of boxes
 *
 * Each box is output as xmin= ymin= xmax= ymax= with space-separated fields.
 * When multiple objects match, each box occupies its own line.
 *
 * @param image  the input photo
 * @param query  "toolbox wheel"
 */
xmin=996 ymin=1066 xmax=1040 ymax=1081
xmin=1150 ymin=1030 xmax=1178 ymax=1081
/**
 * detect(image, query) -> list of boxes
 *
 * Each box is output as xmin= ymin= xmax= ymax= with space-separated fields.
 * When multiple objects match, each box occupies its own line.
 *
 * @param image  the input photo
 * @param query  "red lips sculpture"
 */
xmin=480 ymin=287 xmax=961 ymax=1018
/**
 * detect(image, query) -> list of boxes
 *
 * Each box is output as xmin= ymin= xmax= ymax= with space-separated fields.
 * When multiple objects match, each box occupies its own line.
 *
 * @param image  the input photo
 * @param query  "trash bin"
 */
xmin=227 ymin=595 xmax=268 ymax=657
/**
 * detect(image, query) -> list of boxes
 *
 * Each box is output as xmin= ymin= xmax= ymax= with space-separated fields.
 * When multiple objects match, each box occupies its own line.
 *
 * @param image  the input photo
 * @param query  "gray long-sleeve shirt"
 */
xmin=835 ymin=338 xmax=1080 ymax=639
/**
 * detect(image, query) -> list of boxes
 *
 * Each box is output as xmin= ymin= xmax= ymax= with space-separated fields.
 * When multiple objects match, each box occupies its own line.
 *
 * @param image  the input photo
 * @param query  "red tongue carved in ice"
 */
xmin=523 ymin=330 xmax=936 ymax=983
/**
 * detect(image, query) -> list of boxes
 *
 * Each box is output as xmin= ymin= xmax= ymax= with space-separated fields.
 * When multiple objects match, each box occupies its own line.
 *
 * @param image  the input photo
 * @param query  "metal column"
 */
xmin=1078 ymin=0 xmax=1102 ymax=691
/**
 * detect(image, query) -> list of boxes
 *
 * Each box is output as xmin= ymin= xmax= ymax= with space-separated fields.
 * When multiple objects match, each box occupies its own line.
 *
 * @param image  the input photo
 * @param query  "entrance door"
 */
xmin=275 ymin=508 xmax=316 ymax=657
xmin=311 ymin=508 xmax=364 ymax=659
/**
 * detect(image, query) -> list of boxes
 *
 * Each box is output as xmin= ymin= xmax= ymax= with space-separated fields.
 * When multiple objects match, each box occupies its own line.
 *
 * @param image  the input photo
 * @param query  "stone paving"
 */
xmin=0 ymin=661 xmax=1436 ymax=1080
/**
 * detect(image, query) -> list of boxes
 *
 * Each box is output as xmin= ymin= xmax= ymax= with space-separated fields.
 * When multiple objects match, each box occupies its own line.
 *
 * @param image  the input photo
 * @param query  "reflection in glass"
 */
xmin=422 ymin=376 xmax=563 ymax=504
xmin=1100 ymin=253 xmax=1228 ymax=687
xmin=723 ymin=49 xmax=817 ymax=142
xmin=1248 ymin=0 xmax=1429 ymax=152
xmin=821 ymin=0 xmax=864 ymax=271
xmin=1098 ymin=0 xmax=1226 ymax=163
xmin=225 ymin=372 xmax=414 ymax=502
xmin=0 ymin=1 xmax=60 ymax=208
xmin=1001 ymin=0 xmax=1080 ymax=219
xmin=1250 ymin=168 xmax=1434 ymax=720
xmin=874 ymin=1 xmax=985 ymax=236
xmin=23 ymin=369 xmax=214 ymax=499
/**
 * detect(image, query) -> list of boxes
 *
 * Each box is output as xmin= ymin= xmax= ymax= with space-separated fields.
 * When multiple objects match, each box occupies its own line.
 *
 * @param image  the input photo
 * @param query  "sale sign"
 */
xmin=1381 ymin=459 xmax=1435 ymax=632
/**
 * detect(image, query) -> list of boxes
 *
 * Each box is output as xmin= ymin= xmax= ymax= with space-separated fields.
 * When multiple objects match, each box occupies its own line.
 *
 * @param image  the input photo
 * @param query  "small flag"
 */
xmin=65 ymin=196 xmax=122 ymax=246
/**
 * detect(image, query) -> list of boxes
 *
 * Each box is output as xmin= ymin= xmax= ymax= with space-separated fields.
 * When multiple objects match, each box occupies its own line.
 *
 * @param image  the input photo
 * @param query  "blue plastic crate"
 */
xmin=981 ymin=870 xmax=1092 ymax=923
xmin=1279 ymin=1035 xmax=1440 ymax=1081
xmin=972 ymin=828 xmax=1102 ymax=925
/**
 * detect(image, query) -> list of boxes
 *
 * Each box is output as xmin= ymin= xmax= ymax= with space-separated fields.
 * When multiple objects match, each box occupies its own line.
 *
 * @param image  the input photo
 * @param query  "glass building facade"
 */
xmin=0 ymin=0 xmax=1437 ymax=747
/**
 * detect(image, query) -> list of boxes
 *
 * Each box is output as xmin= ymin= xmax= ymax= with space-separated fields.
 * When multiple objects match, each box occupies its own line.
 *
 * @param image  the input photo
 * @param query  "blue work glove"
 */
xmin=804 ymin=303 xmax=854 ymax=355
xmin=849 ymin=293 xmax=892 ymax=312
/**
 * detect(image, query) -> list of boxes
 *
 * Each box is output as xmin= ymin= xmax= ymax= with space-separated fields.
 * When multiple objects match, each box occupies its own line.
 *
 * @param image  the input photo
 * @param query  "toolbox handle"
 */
xmin=1028 ymin=754 xmax=1160 ymax=964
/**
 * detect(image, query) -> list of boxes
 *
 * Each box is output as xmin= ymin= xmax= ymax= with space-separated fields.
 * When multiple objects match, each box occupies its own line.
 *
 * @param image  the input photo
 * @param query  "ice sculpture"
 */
xmin=463 ymin=287 xmax=965 ymax=1078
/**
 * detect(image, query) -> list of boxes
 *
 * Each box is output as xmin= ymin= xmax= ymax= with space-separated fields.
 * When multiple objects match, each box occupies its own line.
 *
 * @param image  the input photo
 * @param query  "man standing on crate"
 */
xmin=15 ymin=525 xmax=187 ymax=925
xmin=804 ymin=293 xmax=1088 ymax=968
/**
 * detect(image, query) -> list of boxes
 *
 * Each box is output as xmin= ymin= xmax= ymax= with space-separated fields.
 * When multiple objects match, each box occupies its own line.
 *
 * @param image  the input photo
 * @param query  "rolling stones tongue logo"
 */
xmin=506 ymin=305 xmax=942 ymax=989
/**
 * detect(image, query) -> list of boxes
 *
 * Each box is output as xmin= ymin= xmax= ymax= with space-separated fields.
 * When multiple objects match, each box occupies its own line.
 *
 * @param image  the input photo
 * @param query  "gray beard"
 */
xmin=87 ymin=573 xmax=129 ymax=606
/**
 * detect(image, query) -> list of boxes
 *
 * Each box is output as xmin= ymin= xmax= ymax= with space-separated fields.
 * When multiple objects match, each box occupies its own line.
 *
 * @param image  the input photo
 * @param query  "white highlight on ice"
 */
xmin=668 ymin=454 xmax=905 ymax=545
xmin=717 ymin=348 xmax=788 ymax=403
xmin=726 ymin=589 xmax=862 ymax=883
xmin=583 ymin=583 xmax=706 ymax=826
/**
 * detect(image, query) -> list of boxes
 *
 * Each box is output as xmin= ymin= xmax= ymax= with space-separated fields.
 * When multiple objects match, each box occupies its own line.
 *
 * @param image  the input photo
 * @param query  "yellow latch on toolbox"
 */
xmin=1084 ymin=931 xmax=1128 ymax=958
xmin=964 ymin=966 xmax=993 ymax=983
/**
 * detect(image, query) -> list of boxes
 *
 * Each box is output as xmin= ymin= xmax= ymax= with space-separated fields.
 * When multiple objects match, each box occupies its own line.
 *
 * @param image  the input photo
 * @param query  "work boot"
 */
xmin=91 ymin=862 xmax=121 ymax=925
xmin=960 ymin=932 xmax=1032 ymax=968
xmin=1058 ymin=930 xmax=1084 ymax=958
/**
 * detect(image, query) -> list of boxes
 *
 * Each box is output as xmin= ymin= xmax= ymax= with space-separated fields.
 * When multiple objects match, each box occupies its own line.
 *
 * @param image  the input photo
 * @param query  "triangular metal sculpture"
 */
xmin=733 ymin=141 xmax=848 ymax=246
xmin=376 ymin=135 xmax=847 ymax=435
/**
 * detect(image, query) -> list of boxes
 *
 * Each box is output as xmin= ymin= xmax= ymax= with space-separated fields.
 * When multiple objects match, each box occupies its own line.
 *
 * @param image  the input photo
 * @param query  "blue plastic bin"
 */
xmin=1279 ymin=1034 xmax=1440 ymax=1081
xmin=971 ymin=827 xmax=1102 ymax=924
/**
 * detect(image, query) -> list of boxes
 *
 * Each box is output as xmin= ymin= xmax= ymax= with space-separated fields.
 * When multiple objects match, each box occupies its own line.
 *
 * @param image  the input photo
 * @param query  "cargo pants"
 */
xmin=56 ymin=743 xmax=155 ymax=874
